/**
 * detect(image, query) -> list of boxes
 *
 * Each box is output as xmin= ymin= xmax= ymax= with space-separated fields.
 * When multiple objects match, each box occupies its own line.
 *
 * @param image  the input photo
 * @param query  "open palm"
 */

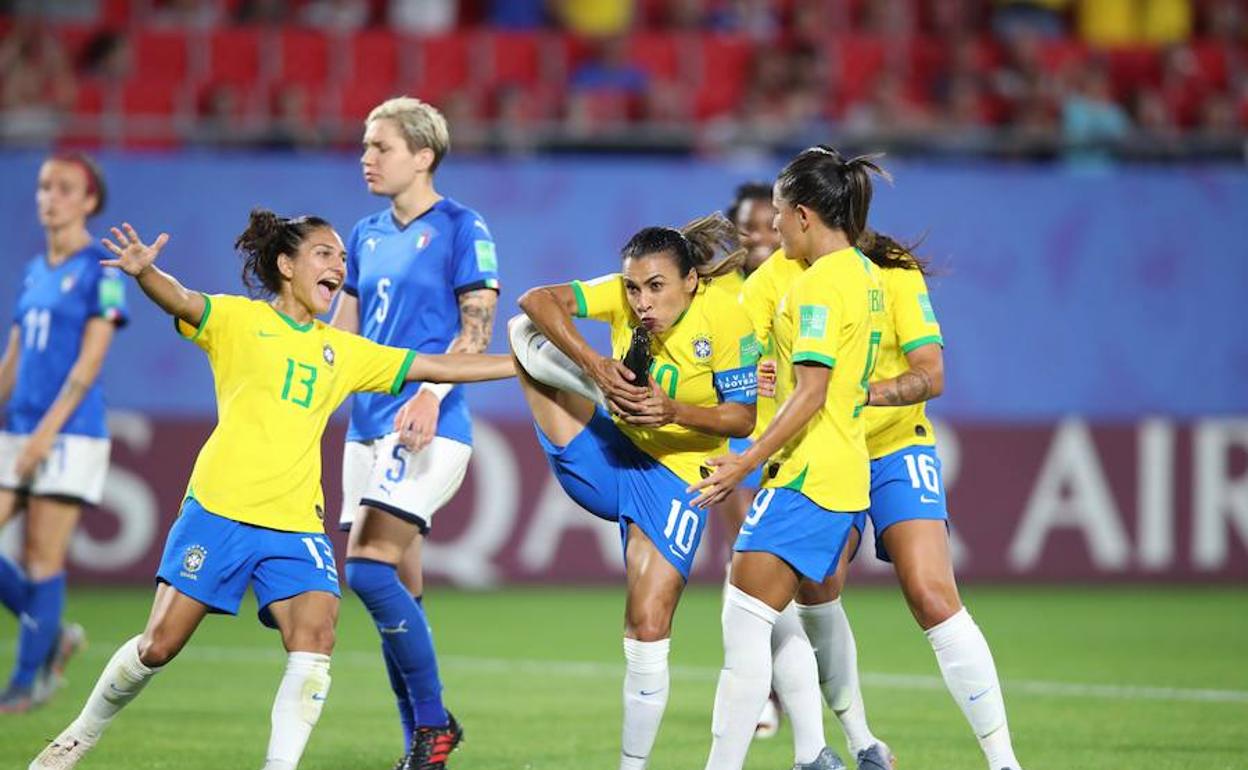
xmin=101 ymin=223 xmax=170 ymax=276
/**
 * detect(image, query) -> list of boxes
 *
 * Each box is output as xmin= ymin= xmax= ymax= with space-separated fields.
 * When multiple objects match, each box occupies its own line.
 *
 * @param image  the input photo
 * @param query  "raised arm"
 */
xmin=0 ymin=325 xmax=19 ymax=411
xmin=689 ymin=362 xmax=830 ymax=507
xmin=517 ymin=283 xmax=648 ymax=409
xmin=13 ymin=318 xmax=116 ymax=479
xmin=867 ymin=342 xmax=943 ymax=407
xmin=100 ymin=224 xmax=205 ymax=328
xmin=404 ymin=351 xmax=515 ymax=384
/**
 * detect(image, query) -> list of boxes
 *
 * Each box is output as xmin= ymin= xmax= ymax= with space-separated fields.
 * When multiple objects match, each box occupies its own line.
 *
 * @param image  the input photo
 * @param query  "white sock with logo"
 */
xmin=620 ymin=637 xmax=670 ymax=770
xmin=706 ymin=586 xmax=779 ymax=770
xmin=67 ymin=635 xmax=159 ymax=745
xmin=263 ymin=651 xmax=332 ymax=770
xmin=508 ymin=313 xmax=604 ymax=405
xmin=925 ymin=608 xmax=1019 ymax=769
xmin=796 ymin=598 xmax=879 ymax=755
xmin=770 ymin=602 xmax=825 ymax=765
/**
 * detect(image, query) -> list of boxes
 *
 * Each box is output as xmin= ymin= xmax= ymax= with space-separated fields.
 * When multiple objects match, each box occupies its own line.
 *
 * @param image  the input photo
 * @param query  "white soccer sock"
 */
xmin=620 ymin=637 xmax=671 ymax=770
xmin=263 ymin=651 xmax=332 ymax=770
xmin=508 ymin=313 xmax=604 ymax=405
xmin=770 ymin=603 xmax=825 ymax=765
xmin=705 ymin=586 xmax=779 ymax=770
xmin=796 ymin=599 xmax=879 ymax=755
xmin=68 ymin=635 xmax=159 ymax=745
xmin=925 ymin=608 xmax=1020 ymax=770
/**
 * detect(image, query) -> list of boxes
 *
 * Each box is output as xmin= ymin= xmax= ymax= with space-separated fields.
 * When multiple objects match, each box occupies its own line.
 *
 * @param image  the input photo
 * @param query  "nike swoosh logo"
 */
xmin=258 ymin=331 xmax=279 ymax=338
xmin=969 ymin=686 xmax=994 ymax=702
xmin=639 ymin=689 xmax=665 ymax=697
xmin=311 ymin=693 xmax=327 ymax=701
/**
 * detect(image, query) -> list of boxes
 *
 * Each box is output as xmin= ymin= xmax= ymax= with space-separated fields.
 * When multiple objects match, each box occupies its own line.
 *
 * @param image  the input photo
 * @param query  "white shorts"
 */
xmin=0 ymin=431 xmax=111 ymax=505
xmin=338 ymin=433 xmax=472 ymax=533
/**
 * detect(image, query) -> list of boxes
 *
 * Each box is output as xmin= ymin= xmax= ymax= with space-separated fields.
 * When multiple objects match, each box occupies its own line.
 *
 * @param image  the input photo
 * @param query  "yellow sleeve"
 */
xmin=740 ymin=261 xmax=780 ymax=350
xmin=569 ymin=273 xmax=629 ymax=324
xmin=331 ymin=329 xmax=418 ymax=395
xmin=790 ymin=272 xmax=842 ymax=369
xmin=888 ymin=268 xmax=943 ymax=354
xmin=174 ymin=293 xmax=241 ymax=356
xmin=710 ymin=290 xmax=758 ymax=404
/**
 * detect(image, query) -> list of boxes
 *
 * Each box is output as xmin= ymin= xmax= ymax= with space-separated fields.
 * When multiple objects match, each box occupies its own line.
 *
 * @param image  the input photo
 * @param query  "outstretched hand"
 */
xmin=100 ymin=223 xmax=170 ymax=276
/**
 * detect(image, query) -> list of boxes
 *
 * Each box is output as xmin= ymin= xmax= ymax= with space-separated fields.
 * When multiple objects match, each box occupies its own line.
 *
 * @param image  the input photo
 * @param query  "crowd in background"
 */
xmin=1 ymin=0 xmax=1246 ymax=160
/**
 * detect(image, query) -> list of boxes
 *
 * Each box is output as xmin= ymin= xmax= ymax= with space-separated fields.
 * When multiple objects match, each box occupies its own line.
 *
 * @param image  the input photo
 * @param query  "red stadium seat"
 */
xmin=208 ymin=27 xmax=263 ymax=86
xmin=347 ymin=28 xmax=400 ymax=89
xmin=693 ymin=35 xmax=753 ymax=118
xmin=277 ymin=27 xmax=331 ymax=87
xmin=627 ymin=32 xmax=683 ymax=81
xmin=478 ymin=31 xmax=543 ymax=88
xmin=836 ymin=36 xmax=887 ymax=106
xmin=338 ymin=81 xmax=400 ymax=122
xmin=1107 ymin=46 xmax=1162 ymax=97
xmin=411 ymin=33 xmax=471 ymax=105
xmin=121 ymin=81 xmax=182 ymax=149
xmin=131 ymin=29 xmax=190 ymax=85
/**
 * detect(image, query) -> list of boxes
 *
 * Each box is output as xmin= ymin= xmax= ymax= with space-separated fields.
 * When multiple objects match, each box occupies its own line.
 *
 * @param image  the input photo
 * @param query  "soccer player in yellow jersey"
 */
xmin=692 ymin=146 xmax=889 ymax=770
xmin=508 ymin=214 xmax=763 ymax=770
xmin=30 ymin=211 xmax=513 ymax=770
xmin=792 ymin=231 xmax=1025 ymax=770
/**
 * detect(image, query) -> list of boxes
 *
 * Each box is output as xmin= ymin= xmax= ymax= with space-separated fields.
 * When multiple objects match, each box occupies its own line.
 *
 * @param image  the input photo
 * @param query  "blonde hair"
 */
xmin=366 ymin=96 xmax=450 ymax=172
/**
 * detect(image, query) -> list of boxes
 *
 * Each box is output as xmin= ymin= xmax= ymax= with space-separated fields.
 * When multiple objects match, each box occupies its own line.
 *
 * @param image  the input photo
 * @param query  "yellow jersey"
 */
xmin=865 ymin=267 xmax=943 ymax=459
xmin=177 ymin=294 xmax=415 ymax=533
xmin=738 ymin=250 xmax=805 ymax=440
xmin=571 ymin=274 xmax=757 ymax=484
xmin=765 ymin=248 xmax=884 ymax=512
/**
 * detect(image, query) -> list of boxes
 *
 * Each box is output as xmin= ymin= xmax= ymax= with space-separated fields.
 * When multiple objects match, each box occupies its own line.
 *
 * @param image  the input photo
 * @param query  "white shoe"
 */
xmin=29 ymin=728 xmax=94 ymax=769
xmin=754 ymin=694 xmax=781 ymax=739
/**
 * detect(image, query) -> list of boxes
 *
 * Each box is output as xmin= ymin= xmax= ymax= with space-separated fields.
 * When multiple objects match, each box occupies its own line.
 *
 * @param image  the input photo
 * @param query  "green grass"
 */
xmin=2 ymin=585 xmax=1246 ymax=769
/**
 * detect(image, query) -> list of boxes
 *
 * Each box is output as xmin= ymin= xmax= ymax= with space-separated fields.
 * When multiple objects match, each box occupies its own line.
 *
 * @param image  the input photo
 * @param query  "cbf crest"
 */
xmin=692 ymin=334 xmax=713 ymax=361
xmin=322 ymin=344 xmax=335 ymax=366
xmin=181 ymin=545 xmax=207 ymax=579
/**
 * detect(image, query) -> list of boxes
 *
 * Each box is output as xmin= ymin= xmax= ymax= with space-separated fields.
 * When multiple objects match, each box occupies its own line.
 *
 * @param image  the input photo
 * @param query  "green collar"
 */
xmin=270 ymin=304 xmax=314 ymax=332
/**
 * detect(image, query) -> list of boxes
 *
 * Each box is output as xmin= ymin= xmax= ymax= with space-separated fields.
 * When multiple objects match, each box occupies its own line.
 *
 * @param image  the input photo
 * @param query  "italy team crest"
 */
xmin=692 ymin=335 xmax=712 ymax=360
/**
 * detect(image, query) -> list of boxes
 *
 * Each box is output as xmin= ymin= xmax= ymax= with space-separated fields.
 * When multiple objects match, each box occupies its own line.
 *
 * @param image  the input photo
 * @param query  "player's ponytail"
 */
xmin=234 ymin=207 xmax=332 ymax=296
xmin=620 ymin=212 xmax=746 ymax=283
xmin=858 ymin=229 xmax=929 ymax=274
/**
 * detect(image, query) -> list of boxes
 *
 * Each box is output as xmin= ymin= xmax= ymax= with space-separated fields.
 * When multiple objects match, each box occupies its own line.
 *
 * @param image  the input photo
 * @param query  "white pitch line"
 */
xmin=44 ymin=642 xmax=1248 ymax=705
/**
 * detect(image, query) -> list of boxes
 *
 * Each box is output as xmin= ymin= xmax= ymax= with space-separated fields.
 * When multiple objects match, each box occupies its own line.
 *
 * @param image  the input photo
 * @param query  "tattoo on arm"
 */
xmin=450 ymin=289 xmax=498 ymax=354
xmin=870 ymin=368 xmax=932 ymax=406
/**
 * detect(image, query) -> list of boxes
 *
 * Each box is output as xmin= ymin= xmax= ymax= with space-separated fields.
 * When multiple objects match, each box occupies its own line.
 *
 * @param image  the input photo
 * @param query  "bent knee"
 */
xmin=904 ymin=582 xmax=962 ymax=629
xmin=138 ymin=632 xmax=184 ymax=667
xmin=286 ymin=623 xmax=336 ymax=655
xmin=625 ymin=609 xmax=673 ymax=642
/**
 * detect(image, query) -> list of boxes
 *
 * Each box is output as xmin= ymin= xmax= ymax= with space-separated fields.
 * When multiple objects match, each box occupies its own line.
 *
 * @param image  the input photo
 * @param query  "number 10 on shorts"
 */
xmin=663 ymin=500 xmax=701 ymax=557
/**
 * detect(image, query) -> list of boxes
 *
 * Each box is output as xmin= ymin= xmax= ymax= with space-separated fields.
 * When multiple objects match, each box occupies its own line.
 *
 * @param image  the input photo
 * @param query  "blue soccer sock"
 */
xmin=10 ymin=572 xmax=65 ymax=690
xmin=346 ymin=559 xmax=448 ymax=729
xmin=0 ymin=555 xmax=28 ymax=618
xmin=382 ymin=644 xmax=417 ymax=751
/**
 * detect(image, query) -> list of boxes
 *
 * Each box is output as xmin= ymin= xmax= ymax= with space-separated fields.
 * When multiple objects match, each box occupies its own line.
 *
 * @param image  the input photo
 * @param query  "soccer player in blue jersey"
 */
xmin=0 ymin=154 xmax=122 ymax=712
xmin=329 ymin=96 xmax=499 ymax=770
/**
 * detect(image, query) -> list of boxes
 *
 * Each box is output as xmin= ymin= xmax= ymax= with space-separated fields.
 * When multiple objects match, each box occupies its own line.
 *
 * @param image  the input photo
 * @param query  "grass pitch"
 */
xmin=2 ymin=584 xmax=1246 ymax=769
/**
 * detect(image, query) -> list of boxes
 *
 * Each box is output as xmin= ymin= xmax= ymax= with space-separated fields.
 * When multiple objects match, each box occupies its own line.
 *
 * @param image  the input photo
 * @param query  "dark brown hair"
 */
xmin=620 ymin=212 xmax=746 ymax=281
xmin=234 ymin=208 xmax=332 ymax=296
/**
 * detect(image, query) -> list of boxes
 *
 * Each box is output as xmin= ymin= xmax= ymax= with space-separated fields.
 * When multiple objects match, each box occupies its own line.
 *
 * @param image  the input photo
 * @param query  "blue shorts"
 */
xmin=536 ymin=407 xmax=709 ymax=580
xmin=867 ymin=445 xmax=949 ymax=563
xmin=157 ymin=497 xmax=341 ymax=628
xmin=734 ymin=488 xmax=865 ymax=582
xmin=728 ymin=436 xmax=763 ymax=490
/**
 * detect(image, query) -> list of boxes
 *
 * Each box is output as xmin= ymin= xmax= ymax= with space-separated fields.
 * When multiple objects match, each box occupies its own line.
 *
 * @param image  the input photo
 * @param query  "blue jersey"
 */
xmin=344 ymin=198 xmax=500 ymax=445
xmin=8 ymin=244 xmax=128 ymax=438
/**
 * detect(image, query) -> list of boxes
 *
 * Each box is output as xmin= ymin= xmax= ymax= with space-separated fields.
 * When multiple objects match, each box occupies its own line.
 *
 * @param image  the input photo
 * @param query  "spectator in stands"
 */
xmin=552 ymin=0 xmax=634 ymax=37
xmin=487 ymin=0 xmax=546 ymax=30
xmin=844 ymin=69 xmax=933 ymax=139
xmin=706 ymin=0 xmax=781 ymax=42
xmin=235 ymin=0 xmax=287 ymax=24
xmin=569 ymin=35 xmax=649 ymax=103
xmin=992 ymin=0 xmax=1070 ymax=40
xmin=147 ymin=0 xmax=225 ymax=28
xmin=77 ymin=28 xmax=132 ymax=83
xmin=261 ymin=85 xmax=323 ymax=151
xmin=389 ymin=0 xmax=458 ymax=34
xmin=1062 ymin=61 xmax=1132 ymax=161
xmin=0 ymin=21 xmax=75 ymax=145
xmin=301 ymin=0 xmax=370 ymax=30
xmin=188 ymin=83 xmax=252 ymax=147
xmin=1077 ymin=0 xmax=1193 ymax=47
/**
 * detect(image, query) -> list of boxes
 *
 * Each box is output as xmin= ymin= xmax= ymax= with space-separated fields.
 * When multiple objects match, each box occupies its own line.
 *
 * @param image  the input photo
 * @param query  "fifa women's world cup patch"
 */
xmin=692 ymin=334 xmax=712 ymax=360
xmin=799 ymin=305 xmax=828 ymax=339
xmin=181 ymin=544 xmax=208 ymax=580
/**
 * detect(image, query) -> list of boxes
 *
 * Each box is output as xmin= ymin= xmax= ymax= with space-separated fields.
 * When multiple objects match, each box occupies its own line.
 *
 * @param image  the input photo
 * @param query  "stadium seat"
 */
xmin=277 ymin=27 xmax=331 ymax=88
xmin=836 ymin=35 xmax=888 ymax=107
xmin=1107 ymin=46 xmax=1163 ymax=96
xmin=207 ymin=27 xmax=263 ymax=86
xmin=347 ymin=28 xmax=400 ymax=89
xmin=131 ymin=29 xmax=190 ymax=85
xmin=121 ymin=80 xmax=182 ymax=148
xmin=477 ymin=31 xmax=543 ymax=88
xmin=693 ymin=35 xmax=753 ymax=118
xmin=627 ymin=32 xmax=683 ymax=81
xmin=411 ymin=32 xmax=471 ymax=105
xmin=338 ymin=81 xmax=400 ymax=122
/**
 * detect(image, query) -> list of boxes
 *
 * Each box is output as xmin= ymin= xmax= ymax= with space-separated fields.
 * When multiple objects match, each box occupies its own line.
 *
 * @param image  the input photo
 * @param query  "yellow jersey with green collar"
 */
xmin=766 ymin=248 xmax=884 ymax=512
xmin=865 ymin=267 xmax=943 ymax=459
xmin=738 ymin=250 xmax=805 ymax=441
xmin=177 ymin=294 xmax=415 ymax=533
xmin=570 ymin=274 xmax=757 ymax=484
